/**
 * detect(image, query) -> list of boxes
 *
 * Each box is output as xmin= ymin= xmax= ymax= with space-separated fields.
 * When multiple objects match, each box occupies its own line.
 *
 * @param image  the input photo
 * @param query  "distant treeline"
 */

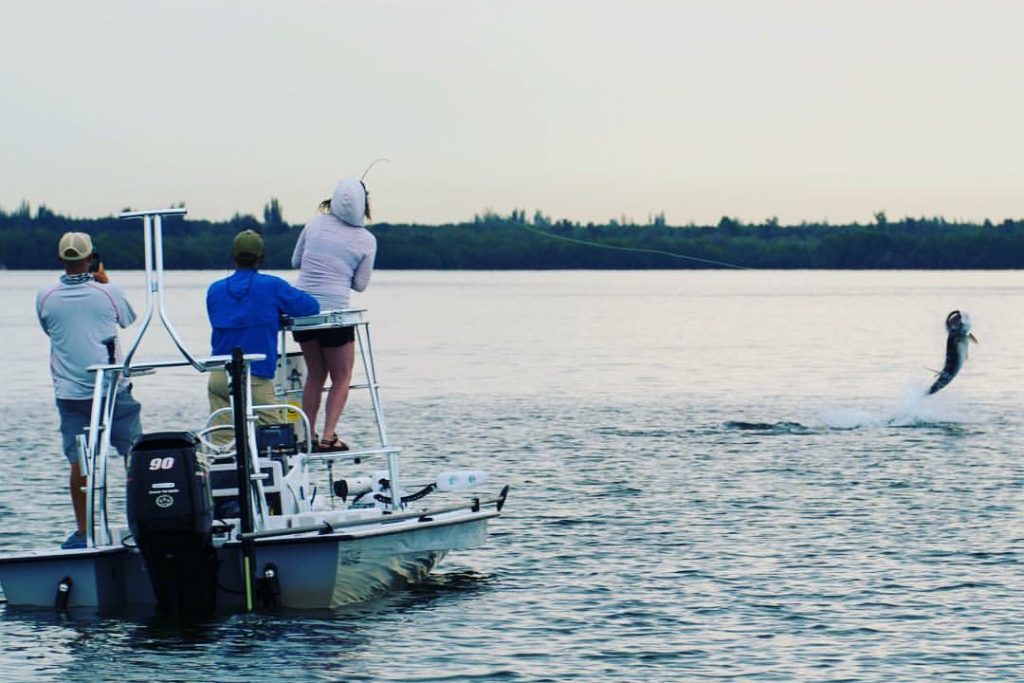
xmin=3 ymin=201 xmax=1024 ymax=270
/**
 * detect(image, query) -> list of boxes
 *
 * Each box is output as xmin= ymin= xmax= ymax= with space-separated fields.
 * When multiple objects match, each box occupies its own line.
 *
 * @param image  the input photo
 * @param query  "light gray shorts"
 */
xmin=55 ymin=388 xmax=143 ymax=463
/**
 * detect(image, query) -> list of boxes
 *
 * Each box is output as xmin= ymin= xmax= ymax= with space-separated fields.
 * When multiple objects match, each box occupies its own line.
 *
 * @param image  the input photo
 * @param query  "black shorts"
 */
xmin=292 ymin=326 xmax=355 ymax=348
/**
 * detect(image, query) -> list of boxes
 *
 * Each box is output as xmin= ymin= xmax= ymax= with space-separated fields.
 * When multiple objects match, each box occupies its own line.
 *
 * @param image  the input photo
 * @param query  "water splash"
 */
xmin=817 ymin=383 xmax=975 ymax=430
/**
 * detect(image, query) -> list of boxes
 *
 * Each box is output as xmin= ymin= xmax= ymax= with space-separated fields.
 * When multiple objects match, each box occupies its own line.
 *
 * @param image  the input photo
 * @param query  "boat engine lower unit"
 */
xmin=127 ymin=431 xmax=218 ymax=615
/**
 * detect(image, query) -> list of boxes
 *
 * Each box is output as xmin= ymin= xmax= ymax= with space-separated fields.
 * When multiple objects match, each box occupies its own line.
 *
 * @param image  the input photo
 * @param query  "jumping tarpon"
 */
xmin=926 ymin=310 xmax=978 ymax=395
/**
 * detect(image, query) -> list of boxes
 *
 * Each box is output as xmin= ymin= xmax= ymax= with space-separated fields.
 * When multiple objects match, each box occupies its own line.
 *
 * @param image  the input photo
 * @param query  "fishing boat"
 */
xmin=0 ymin=208 xmax=508 ymax=613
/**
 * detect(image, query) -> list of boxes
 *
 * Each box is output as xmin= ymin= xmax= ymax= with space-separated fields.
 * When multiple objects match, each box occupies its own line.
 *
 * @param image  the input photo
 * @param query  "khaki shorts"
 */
xmin=207 ymin=370 xmax=284 ymax=445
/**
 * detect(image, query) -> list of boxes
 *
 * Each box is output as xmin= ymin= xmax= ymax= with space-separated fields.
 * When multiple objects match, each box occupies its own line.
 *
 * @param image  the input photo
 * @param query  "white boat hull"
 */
xmin=0 ymin=512 xmax=493 ymax=610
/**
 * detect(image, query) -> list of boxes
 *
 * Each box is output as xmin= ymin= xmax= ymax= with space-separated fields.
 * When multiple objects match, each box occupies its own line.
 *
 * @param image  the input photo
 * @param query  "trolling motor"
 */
xmin=337 ymin=470 xmax=491 ymax=508
xmin=126 ymin=431 xmax=218 ymax=615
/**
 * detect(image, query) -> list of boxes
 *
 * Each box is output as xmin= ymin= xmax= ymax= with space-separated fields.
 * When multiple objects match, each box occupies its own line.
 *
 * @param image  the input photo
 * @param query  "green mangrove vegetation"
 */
xmin=2 ymin=201 xmax=1024 ymax=270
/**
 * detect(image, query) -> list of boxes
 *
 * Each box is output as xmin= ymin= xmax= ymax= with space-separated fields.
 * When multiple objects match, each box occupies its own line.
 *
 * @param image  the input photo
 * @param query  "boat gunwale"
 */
xmin=223 ymin=509 xmax=501 ymax=549
xmin=0 ymin=544 xmax=128 ymax=566
xmin=0 ymin=509 xmax=500 ymax=565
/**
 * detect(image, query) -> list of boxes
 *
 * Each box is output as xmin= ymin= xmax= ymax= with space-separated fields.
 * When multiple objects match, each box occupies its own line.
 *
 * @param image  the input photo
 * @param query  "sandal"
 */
xmin=308 ymin=432 xmax=320 ymax=452
xmin=318 ymin=433 xmax=350 ymax=452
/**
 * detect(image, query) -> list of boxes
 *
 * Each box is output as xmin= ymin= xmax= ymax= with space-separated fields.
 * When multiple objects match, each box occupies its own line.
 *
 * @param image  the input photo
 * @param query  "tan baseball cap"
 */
xmin=58 ymin=232 xmax=94 ymax=261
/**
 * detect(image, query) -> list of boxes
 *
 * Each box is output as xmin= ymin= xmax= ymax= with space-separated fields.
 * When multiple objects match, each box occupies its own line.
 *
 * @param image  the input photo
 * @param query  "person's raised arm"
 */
xmin=90 ymin=253 xmax=109 ymax=283
xmin=277 ymin=279 xmax=319 ymax=318
xmin=110 ymin=284 xmax=137 ymax=328
xmin=291 ymin=227 xmax=307 ymax=269
xmin=352 ymin=248 xmax=376 ymax=292
xmin=35 ymin=292 xmax=50 ymax=336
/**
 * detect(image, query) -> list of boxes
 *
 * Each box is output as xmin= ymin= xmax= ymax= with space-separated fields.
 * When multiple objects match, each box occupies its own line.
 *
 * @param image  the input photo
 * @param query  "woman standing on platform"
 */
xmin=292 ymin=179 xmax=377 ymax=451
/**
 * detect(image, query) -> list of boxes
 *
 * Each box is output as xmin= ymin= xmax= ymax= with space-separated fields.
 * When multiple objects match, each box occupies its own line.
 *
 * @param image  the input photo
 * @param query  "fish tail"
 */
xmin=926 ymin=371 xmax=954 ymax=395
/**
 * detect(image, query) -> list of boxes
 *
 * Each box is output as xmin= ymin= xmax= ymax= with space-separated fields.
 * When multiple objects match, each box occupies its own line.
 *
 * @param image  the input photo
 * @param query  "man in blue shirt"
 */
xmin=206 ymin=230 xmax=319 ymax=442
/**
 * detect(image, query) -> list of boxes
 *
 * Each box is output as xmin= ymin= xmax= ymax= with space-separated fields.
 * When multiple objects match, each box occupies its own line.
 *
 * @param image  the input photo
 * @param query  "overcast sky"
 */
xmin=2 ymin=0 xmax=1023 ymax=226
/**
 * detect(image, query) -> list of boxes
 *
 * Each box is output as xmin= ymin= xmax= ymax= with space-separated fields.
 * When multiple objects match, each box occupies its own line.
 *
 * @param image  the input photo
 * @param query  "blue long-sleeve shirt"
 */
xmin=207 ymin=269 xmax=319 ymax=378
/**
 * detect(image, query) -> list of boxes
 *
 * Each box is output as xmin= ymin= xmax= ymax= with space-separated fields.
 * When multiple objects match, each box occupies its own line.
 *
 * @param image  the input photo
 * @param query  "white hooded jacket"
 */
xmin=292 ymin=179 xmax=378 ymax=310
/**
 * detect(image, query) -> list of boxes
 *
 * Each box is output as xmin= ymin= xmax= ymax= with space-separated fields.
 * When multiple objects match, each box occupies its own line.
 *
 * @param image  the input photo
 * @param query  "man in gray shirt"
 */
xmin=36 ymin=232 xmax=142 ymax=549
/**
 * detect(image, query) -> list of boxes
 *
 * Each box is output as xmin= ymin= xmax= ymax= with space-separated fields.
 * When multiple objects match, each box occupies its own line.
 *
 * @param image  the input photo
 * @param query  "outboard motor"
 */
xmin=127 ymin=431 xmax=217 ymax=615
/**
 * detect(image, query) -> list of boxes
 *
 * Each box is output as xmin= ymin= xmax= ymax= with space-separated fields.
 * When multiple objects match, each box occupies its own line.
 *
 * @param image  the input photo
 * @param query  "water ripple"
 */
xmin=3 ymin=271 xmax=1024 ymax=680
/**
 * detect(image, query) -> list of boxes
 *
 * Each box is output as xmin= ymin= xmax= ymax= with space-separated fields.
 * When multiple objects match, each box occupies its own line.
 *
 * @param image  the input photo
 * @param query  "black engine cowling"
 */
xmin=127 ymin=431 xmax=217 ymax=615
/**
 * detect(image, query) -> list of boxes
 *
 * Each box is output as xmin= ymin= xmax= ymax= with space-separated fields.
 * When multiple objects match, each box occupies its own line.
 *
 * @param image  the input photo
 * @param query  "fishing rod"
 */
xmin=361 ymin=158 xmax=390 ymax=182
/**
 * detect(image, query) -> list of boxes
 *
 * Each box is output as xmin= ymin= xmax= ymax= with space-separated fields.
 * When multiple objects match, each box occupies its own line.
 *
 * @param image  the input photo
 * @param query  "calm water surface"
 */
xmin=1 ymin=269 xmax=1022 ymax=681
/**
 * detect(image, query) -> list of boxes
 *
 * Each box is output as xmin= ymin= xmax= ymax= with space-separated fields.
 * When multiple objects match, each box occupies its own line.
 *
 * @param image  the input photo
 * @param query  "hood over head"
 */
xmin=330 ymin=179 xmax=367 ymax=227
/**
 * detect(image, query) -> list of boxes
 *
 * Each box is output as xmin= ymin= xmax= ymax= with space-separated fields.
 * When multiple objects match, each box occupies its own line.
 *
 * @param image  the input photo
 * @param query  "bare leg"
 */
xmin=321 ymin=342 xmax=356 ymax=440
xmin=300 ymin=340 xmax=327 ymax=438
xmin=70 ymin=462 xmax=86 ymax=534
